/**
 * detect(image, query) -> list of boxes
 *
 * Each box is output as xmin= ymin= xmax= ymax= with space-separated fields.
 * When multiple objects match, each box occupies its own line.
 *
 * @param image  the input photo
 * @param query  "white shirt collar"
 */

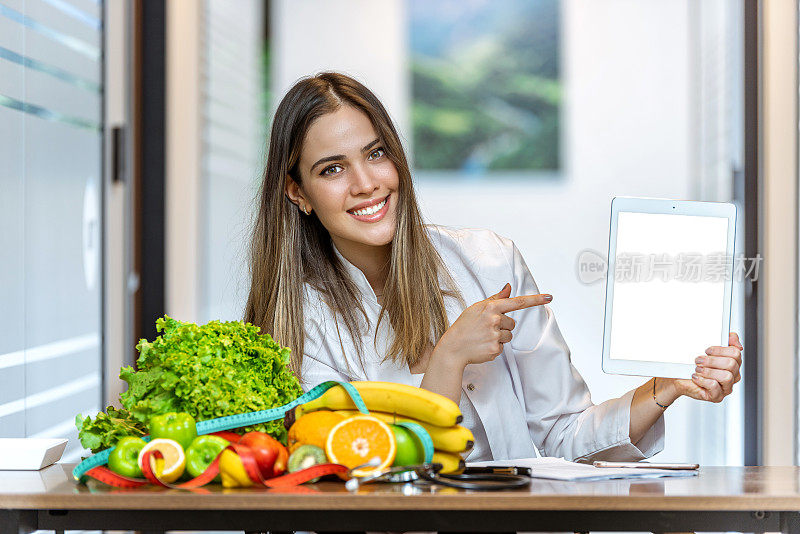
xmin=330 ymin=240 xmax=381 ymax=302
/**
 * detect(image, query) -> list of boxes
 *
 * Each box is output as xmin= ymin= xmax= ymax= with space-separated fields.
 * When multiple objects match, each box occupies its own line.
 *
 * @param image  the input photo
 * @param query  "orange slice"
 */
xmin=325 ymin=414 xmax=396 ymax=477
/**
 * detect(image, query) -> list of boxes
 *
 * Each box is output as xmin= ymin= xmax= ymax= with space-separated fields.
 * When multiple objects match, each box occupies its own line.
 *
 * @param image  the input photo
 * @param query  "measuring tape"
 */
xmin=72 ymin=380 xmax=432 ymax=487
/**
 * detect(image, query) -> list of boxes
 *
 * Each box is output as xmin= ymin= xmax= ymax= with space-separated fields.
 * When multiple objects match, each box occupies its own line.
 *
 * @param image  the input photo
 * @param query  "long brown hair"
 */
xmin=245 ymin=72 xmax=464 ymax=381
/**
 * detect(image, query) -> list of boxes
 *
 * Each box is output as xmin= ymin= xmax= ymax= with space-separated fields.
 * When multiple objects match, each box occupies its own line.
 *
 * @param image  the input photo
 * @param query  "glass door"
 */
xmin=0 ymin=0 xmax=104 ymax=463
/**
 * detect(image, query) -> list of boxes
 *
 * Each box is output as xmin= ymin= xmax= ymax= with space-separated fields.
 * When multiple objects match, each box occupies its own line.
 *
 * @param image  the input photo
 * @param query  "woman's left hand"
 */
xmin=669 ymin=332 xmax=743 ymax=403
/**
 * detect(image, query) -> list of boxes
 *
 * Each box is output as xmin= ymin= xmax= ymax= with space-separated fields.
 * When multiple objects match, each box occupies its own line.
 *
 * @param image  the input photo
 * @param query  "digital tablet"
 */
xmin=601 ymin=197 xmax=737 ymax=379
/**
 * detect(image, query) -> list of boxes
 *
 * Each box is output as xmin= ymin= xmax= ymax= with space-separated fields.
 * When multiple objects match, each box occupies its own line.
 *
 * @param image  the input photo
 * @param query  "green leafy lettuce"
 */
xmin=77 ymin=316 xmax=302 ymax=453
xmin=74 ymin=406 xmax=147 ymax=453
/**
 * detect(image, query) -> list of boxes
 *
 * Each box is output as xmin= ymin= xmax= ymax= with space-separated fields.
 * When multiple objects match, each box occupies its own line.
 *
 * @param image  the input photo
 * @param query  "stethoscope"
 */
xmin=345 ymin=462 xmax=530 ymax=491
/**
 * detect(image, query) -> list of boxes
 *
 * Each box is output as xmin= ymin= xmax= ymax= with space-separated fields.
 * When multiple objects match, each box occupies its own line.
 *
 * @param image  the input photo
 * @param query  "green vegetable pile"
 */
xmin=76 ymin=316 xmax=302 ymax=453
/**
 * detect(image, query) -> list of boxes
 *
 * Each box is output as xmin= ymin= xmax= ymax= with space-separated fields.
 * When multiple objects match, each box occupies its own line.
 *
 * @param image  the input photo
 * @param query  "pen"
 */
xmin=592 ymin=461 xmax=699 ymax=470
xmin=465 ymin=466 xmax=532 ymax=476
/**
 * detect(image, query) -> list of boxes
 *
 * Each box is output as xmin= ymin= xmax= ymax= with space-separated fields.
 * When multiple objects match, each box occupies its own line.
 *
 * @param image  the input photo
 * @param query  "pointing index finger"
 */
xmin=493 ymin=294 xmax=552 ymax=313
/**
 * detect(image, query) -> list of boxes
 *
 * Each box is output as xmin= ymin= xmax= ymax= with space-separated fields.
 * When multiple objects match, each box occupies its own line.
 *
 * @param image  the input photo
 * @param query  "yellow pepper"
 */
xmin=218 ymin=449 xmax=254 ymax=488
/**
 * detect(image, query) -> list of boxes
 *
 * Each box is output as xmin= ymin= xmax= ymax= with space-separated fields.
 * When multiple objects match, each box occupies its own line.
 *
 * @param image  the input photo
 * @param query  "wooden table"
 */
xmin=2 ymin=464 xmax=800 ymax=533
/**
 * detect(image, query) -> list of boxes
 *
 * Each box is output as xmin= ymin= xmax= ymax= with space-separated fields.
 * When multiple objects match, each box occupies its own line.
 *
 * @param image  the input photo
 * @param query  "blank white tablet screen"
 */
xmin=609 ymin=212 xmax=729 ymax=364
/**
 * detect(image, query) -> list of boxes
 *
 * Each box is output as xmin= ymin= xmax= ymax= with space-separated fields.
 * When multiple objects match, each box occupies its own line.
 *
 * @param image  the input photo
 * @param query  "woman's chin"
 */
xmin=362 ymin=228 xmax=396 ymax=248
xmin=351 ymin=227 xmax=395 ymax=249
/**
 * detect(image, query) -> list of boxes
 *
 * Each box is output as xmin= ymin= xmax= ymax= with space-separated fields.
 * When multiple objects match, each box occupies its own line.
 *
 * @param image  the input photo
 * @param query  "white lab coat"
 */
xmin=300 ymin=224 xmax=664 ymax=462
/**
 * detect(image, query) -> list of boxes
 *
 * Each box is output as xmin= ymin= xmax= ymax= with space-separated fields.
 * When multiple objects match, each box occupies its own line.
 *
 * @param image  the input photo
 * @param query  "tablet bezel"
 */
xmin=600 ymin=196 xmax=737 ymax=379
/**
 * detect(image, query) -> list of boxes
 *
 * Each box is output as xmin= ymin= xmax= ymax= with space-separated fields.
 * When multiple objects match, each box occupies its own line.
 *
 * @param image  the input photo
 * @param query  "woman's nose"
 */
xmin=349 ymin=163 xmax=379 ymax=195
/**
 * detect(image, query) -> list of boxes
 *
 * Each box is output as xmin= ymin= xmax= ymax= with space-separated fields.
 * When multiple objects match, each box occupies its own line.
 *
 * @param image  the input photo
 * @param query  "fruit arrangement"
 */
xmin=285 ymin=381 xmax=474 ymax=475
xmin=97 ymin=410 xmax=311 ymax=488
xmin=74 ymin=380 xmax=473 ymax=489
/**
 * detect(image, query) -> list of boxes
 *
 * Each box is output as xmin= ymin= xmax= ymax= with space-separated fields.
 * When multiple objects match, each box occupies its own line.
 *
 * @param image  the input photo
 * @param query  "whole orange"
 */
xmin=287 ymin=410 xmax=346 ymax=454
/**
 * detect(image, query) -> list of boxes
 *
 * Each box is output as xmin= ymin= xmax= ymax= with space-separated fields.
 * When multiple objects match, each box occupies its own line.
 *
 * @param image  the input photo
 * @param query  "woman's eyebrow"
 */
xmin=310 ymin=138 xmax=380 ymax=173
xmin=361 ymin=138 xmax=380 ymax=152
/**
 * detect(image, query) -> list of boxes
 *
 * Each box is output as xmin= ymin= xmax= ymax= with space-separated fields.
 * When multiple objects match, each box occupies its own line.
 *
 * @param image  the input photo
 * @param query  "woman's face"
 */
xmin=287 ymin=105 xmax=399 ymax=257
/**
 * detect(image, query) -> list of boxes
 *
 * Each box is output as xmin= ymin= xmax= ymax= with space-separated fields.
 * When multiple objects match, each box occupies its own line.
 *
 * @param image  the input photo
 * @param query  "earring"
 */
xmin=301 ymin=204 xmax=309 ymax=215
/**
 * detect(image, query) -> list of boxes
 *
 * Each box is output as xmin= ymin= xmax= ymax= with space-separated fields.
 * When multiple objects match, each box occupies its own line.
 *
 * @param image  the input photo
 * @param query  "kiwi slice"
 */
xmin=287 ymin=444 xmax=328 ymax=481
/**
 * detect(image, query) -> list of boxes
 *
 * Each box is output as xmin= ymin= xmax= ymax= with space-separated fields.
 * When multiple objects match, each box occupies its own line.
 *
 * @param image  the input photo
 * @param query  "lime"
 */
xmin=390 ymin=425 xmax=425 ymax=466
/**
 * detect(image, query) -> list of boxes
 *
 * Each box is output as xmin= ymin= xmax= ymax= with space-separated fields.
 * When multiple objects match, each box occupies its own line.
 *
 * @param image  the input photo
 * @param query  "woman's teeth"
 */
xmin=350 ymin=197 xmax=387 ymax=216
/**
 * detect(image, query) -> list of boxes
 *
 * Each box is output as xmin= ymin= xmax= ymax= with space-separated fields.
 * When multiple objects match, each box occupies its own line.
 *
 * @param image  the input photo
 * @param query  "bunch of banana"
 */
xmin=288 ymin=381 xmax=463 ymax=427
xmin=284 ymin=381 xmax=471 ymax=474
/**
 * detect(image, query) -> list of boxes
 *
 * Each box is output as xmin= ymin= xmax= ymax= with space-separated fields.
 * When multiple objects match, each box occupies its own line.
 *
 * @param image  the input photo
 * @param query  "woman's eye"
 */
xmin=368 ymin=148 xmax=385 ymax=160
xmin=321 ymin=164 xmax=343 ymax=176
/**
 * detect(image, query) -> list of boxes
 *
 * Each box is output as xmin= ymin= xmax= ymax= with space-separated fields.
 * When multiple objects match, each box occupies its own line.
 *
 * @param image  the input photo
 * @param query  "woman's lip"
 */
xmin=347 ymin=194 xmax=390 ymax=222
xmin=347 ymin=194 xmax=390 ymax=213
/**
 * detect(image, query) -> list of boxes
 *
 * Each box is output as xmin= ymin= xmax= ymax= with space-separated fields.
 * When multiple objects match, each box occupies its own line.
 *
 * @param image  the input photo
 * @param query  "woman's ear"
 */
xmin=284 ymin=175 xmax=301 ymax=205
xmin=285 ymin=175 xmax=311 ymax=215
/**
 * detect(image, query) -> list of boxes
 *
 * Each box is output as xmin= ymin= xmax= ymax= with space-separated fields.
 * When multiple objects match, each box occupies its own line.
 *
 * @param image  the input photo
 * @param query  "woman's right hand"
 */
xmin=433 ymin=283 xmax=553 ymax=368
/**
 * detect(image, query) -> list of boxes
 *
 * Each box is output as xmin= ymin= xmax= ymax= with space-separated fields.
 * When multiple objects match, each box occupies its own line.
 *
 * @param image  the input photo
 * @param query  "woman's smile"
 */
xmin=347 ymin=194 xmax=391 ymax=222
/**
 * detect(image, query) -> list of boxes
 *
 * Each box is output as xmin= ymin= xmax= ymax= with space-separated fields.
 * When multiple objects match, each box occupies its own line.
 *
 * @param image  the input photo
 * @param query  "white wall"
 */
xmin=166 ymin=0 xmax=202 ymax=324
xmin=763 ymin=0 xmax=798 ymax=466
xmin=271 ymin=0 xmax=410 ymax=144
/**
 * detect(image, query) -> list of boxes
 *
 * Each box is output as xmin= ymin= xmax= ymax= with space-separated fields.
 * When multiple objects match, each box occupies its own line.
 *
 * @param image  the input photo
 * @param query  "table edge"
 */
xmin=3 ymin=494 xmax=800 ymax=511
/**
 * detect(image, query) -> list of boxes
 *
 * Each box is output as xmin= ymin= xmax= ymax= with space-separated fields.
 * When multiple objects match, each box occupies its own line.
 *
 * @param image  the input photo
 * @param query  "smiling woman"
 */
xmin=245 ymin=72 xmax=465 ymax=384
xmin=245 ymin=72 xmax=743 ymax=464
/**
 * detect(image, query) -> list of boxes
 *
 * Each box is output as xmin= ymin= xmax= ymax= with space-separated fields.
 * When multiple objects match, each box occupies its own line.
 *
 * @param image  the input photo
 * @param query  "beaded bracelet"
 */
xmin=653 ymin=377 xmax=671 ymax=409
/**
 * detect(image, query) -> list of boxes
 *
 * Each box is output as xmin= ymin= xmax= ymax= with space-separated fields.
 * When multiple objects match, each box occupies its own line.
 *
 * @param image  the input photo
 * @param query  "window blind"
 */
xmin=199 ymin=0 xmax=265 ymax=322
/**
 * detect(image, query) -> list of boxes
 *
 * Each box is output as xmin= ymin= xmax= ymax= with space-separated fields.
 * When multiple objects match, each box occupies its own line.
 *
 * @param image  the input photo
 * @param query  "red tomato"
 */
xmin=211 ymin=431 xmax=243 ymax=443
xmin=238 ymin=431 xmax=288 ymax=479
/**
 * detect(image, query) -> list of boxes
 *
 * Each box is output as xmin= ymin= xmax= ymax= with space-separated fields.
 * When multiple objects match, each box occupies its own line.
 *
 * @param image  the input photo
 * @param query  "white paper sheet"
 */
xmin=467 ymin=457 xmax=698 ymax=481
